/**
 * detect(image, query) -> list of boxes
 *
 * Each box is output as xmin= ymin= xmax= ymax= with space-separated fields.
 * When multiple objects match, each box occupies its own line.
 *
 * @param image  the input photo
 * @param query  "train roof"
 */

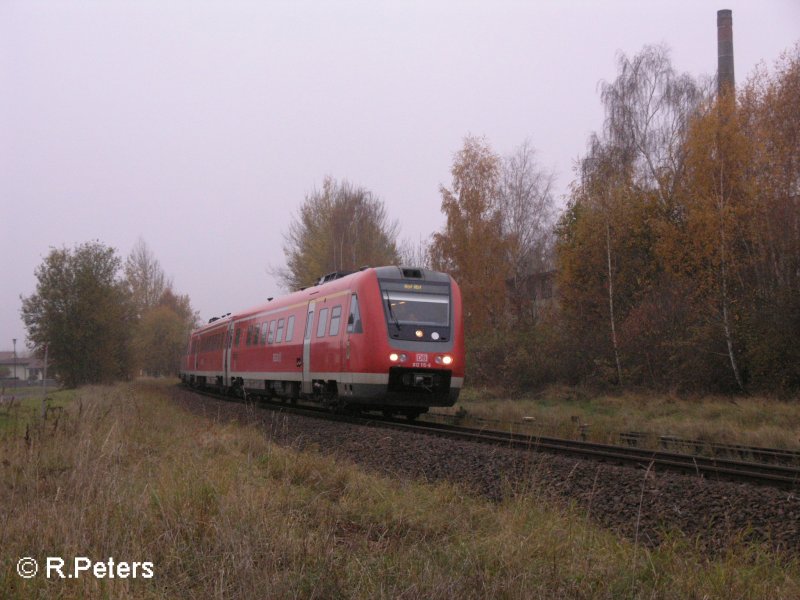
xmin=190 ymin=266 xmax=451 ymax=337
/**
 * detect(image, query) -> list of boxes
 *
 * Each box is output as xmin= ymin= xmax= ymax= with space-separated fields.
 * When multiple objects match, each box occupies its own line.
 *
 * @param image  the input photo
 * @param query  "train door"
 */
xmin=338 ymin=293 xmax=360 ymax=394
xmin=223 ymin=322 xmax=234 ymax=387
xmin=301 ymin=302 xmax=316 ymax=395
xmin=345 ymin=292 xmax=362 ymax=372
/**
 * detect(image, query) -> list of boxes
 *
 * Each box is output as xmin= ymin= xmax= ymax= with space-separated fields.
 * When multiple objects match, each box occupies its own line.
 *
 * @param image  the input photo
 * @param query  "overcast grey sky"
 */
xmin=2 ymin=1 xmax=798 ymax=352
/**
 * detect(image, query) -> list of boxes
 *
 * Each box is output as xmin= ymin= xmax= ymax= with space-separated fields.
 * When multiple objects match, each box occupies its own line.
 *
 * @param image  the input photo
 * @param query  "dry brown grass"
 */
xmin=442 ymin=386 xmax=800 ymax=450
xmin=1 ymin=380 xmax=798 ymax=599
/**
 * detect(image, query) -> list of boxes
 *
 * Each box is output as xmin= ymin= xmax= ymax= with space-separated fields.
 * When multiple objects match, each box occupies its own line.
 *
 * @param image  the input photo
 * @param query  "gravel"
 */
xmin=171 ymin=387 xmax=800 ymax=554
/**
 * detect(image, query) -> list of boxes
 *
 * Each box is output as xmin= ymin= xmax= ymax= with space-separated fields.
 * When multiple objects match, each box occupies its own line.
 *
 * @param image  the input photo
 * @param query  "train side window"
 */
xmin=254 ymin=323 xmax=262 ymax=345
xmin=276 ymin=318 xmax=285 ymax=343
xmin=268 ymin=320 xmax=277 ymax=344
xmin=235 ymin=328 xmax=241 ymax=347
xmin=316 ymin=308 xmax=329 ymax=338
xmin=329 ymin=305 xmax=342 ymax=336
xmin=304 ymin=311 xmax=314 ymax=341
xmin=261 ymin=322 xmax=269 ymax=345
xmin=347 ymin=294 xmax=362 ymax=333
xmin=286 ymin=315 xmax=295 ymax=342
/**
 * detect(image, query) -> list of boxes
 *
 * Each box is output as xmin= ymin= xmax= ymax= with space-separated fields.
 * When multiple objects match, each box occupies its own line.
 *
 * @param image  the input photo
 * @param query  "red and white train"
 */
xmin=180 ymin=266 xmax=464 ymax=419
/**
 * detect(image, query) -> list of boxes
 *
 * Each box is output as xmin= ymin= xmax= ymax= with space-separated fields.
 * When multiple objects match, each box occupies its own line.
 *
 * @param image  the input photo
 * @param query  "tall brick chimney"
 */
xmin=717 ymin=9 xmax=735 ymax=96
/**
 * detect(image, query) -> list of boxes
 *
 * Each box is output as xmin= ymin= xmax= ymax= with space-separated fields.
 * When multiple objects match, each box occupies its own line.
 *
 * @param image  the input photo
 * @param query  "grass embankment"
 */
xmin=1 ymin=380 xmax=797 ymax=599
xmin=441 ymin=386 xmax=800 ymax=450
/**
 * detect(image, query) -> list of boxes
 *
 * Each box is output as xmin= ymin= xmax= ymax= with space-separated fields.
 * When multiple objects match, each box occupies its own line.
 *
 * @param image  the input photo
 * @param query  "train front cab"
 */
xmin=344 ymin=266 xmax=464 ymax=416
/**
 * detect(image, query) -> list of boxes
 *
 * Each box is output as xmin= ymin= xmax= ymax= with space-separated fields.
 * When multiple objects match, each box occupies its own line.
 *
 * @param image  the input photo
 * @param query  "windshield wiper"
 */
xmin=385 ymin=297 xmax=401 ymax=331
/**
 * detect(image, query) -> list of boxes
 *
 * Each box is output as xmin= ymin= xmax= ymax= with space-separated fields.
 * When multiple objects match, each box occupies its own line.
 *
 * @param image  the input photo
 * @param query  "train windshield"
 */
xmin=382 ymin=292 xmax=449 ymax=326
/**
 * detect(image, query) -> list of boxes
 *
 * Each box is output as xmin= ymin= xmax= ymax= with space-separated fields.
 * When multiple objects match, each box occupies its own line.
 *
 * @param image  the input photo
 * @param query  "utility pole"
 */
xmin=41 ymin=344 xmax=49 ymax=420
xmin=12 ymin=338 xmax=17 ymax=385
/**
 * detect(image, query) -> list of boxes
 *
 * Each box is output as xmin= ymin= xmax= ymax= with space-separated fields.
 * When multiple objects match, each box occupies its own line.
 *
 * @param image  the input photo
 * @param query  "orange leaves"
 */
xmin=431 ymin=136 xmax=509 ymax=338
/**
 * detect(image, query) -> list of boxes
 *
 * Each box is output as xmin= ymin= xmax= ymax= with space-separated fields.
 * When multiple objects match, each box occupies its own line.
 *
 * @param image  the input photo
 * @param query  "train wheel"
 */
xmin=322 ymin=382 xmax=340 ymax=413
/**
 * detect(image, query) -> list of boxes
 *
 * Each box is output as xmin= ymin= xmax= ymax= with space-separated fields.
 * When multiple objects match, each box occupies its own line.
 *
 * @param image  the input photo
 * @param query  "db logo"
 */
xmin=415 ymin=353 xmax=428 ymax=363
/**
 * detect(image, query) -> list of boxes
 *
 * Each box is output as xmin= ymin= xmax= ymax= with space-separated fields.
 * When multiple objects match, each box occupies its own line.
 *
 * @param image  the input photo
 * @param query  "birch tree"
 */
xmin=668 ymin=94 xmax=751 ymax=391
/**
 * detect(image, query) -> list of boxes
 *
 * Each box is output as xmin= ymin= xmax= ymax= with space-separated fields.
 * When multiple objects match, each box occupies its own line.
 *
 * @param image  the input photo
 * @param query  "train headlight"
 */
xmin=390 ymin=353 xmax=399 ymax=362
xmin=415 ymin=329 xmax=424 ymax=338
xmin=442 ymin=355 xmax=453 ymax=365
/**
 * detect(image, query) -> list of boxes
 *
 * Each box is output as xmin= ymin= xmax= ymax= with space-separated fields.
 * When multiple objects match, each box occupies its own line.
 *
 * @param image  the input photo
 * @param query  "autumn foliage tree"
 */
xmin=20 ymin=239 xmax=199 ymax=385
xmin=554 ymin=43 xmax=800 ymax=393
xmin=736 ymin=45 xmax=800 ymax=389
xmin=280 ymin=177 xmax=400 ymax=290
xmin=555 ymin=46 xmax=705 ymax=387
xmin=20 ymin=242 xmax=133 ymax=387
xmin=133 ymin=289 xmax=198 ymax=376
xmin=661 ymin=94 xmax=752 ymax=391
xmin=123 ymin=239 xmax=198 ymax=377
xmin=430 ymin=136 xmax=509 ymax=338
xmin=429 ymin=136 xmax=559 ymax=386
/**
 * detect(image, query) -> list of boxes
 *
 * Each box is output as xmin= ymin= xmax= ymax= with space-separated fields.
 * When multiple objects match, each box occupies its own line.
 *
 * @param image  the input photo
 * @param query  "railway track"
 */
xmin=391 ymin=419 xmax=800 ymax=490
xmin=427 ymin=412 xmax=800 ymax=466
xmin=183 ymin=385 xmax=800 ymax=490
xmin=650 ymin=435 xmax=800 ymax=465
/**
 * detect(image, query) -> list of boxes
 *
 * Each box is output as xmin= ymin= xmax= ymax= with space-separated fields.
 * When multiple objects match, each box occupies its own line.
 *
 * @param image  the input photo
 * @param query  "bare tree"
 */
xmin=499 ymin=140 xmax=557 ymax=304
xmin=599 ymin=44 xmax=707 ymax=209
xmin=124 ymin=238 xmax=170 ymax=319
xmin=398 ymin=235 xmax=432 ymax=269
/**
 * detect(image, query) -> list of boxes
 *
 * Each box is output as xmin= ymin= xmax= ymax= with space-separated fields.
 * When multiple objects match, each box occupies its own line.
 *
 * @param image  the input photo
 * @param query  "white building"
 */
xmin=0 ymin=351 xmax=46 ymax=382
